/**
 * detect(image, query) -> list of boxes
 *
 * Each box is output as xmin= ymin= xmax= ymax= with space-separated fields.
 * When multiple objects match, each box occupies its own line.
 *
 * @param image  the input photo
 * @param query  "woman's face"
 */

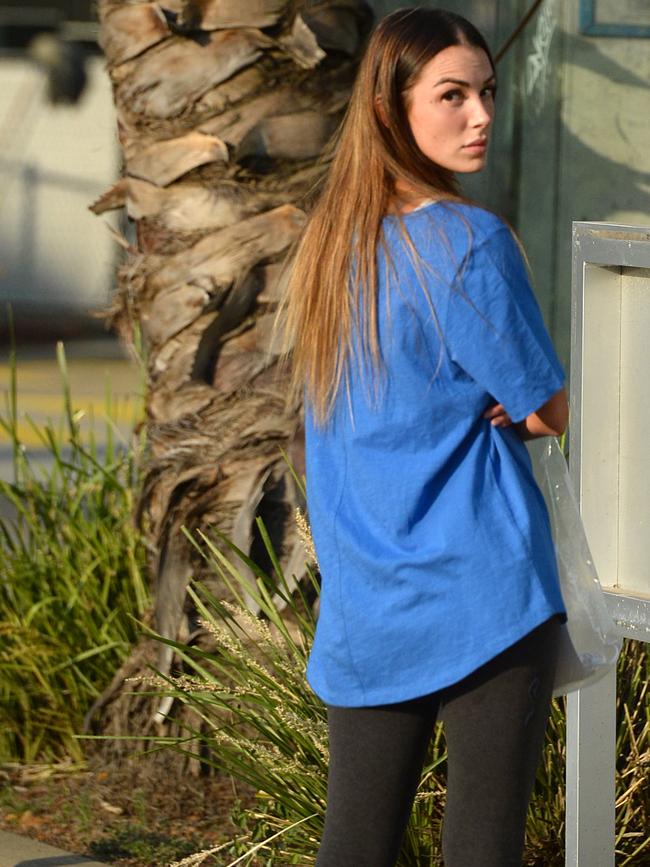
xmin=405 ymin=44 xmax=495 ymax=174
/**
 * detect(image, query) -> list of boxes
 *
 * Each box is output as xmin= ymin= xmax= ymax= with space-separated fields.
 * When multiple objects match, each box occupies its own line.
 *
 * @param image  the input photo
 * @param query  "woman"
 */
xmin=283 ymin=7 xmax=568 ymax=866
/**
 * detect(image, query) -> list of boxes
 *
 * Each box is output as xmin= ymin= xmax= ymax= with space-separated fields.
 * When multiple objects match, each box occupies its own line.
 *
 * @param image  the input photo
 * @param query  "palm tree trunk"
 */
xmin=88 ymin=0 xmax=371 ymax=742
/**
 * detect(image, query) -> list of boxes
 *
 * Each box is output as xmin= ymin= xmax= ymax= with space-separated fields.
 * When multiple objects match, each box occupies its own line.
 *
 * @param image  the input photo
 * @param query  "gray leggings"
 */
xmin=316 ymin=616 xmax=561 ymax=867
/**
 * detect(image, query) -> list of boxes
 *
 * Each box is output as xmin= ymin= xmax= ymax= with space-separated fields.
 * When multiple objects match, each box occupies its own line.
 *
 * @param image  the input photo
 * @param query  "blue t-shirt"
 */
xmin=305 ymin=202 xmax=566 ymax=707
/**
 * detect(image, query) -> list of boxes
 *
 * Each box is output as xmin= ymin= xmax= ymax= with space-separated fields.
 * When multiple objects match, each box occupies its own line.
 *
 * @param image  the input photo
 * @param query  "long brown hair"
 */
xmin=282 ymin=7 xmax=495 ymax=425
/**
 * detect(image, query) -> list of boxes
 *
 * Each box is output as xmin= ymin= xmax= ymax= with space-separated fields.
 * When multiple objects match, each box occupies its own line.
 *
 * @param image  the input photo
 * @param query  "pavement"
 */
xmin=0 ymin=829 xmax=108 ymax=866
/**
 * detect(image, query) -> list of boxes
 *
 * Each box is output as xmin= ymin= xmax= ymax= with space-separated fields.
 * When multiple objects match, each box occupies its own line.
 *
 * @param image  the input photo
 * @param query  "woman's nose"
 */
xmin=471 ymin=95 xmax=493 ymax=127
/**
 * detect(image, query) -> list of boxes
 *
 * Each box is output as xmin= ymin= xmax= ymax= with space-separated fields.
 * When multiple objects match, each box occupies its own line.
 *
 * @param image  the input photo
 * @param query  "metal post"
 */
xmin=565 ymin=667 xmax=617 ymax=867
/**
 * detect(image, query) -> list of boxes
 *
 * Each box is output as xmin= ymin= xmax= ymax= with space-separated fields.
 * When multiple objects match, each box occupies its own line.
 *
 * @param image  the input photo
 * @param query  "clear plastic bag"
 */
xmin=528 ymin=437 xmax=622 ymax=696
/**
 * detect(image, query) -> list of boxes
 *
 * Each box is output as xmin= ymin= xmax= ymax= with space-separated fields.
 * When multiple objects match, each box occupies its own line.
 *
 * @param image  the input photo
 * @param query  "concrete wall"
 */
xmin=0 ymin=54 xmax=118 ymax=331
xmin=518 ymin=0 xmax=650 ymax=366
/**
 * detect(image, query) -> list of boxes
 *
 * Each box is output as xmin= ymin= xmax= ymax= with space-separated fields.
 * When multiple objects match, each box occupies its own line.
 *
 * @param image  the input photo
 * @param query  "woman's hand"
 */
xmin=483 ymin=402 xmax=512 ymax=428
xmin=484 ymin=388 xmax=569 ymax=440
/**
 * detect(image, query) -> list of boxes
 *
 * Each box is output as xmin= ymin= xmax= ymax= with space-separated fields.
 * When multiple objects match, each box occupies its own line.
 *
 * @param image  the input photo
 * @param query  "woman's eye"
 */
xmin=442 ymin=89 xmax=464 ymax=103
xmin=482 ymin=85 xmax=497 ymax=100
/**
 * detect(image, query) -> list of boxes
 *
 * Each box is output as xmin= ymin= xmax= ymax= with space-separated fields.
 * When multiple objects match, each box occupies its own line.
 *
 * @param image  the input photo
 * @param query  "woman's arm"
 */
xmin=483 ymin=387 xmax=568 ymax=440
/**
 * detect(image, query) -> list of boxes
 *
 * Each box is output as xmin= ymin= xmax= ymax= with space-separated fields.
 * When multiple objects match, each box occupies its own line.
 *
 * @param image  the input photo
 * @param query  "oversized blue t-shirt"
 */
xmin=305 ymin=202 xmax=566 ymax=707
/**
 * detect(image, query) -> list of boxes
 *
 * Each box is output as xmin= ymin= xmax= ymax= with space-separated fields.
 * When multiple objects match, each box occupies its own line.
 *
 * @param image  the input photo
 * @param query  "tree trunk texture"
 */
xmin=88 ymin=0 xmax=371 ymax=747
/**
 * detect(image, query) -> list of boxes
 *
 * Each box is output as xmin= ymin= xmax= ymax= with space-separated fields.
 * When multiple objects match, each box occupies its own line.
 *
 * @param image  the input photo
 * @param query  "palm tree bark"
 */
xmin=88 ymin=0 xmax=371 ymax=741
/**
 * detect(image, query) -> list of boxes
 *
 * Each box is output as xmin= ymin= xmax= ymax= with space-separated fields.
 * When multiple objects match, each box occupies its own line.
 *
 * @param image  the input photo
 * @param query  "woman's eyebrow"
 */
xmin=433 ymin=75 xmax=496 ymax=87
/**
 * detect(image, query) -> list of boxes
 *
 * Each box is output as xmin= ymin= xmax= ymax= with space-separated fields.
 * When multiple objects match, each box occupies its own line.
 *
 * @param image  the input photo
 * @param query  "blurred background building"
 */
xmin=0 ymin=0 xmax=119 ymax=343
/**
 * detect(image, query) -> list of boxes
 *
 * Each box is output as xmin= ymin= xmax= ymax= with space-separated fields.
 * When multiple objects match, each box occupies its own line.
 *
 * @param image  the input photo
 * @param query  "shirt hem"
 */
xmin=306 ymin=604 xmax=566 ymax=708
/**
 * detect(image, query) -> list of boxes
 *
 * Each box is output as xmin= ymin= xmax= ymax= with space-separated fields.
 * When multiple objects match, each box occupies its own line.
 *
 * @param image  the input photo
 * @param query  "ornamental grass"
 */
xmin=0 ymin=344 xmax=149 ymax=762
xmin=150 ymin=523 xmax=648 ymax=866
xmin=0 ymin=350 xmax=646 ymax=863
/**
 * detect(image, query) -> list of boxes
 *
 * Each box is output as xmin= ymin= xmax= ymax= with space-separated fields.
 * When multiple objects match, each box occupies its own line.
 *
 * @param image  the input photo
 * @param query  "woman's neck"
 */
xmin=388 ymin=191 xmax=437 ymax=215
xmin=388 ymin=179 xmax=445 ymax=215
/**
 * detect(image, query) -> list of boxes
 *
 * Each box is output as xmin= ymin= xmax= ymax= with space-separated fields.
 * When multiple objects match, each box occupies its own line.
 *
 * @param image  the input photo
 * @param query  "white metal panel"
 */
xmin=618 ymin=267 xmax=650 ymax=597
xmin=571 ymin=223 xmax=650 ymax=614
xmin=579 ymin=262 xmax=621 ymax=592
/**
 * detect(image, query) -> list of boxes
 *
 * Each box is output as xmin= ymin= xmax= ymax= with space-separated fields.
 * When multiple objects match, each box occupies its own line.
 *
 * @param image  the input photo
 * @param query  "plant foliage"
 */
xmin=0 ymin=347 xmax=645 ymax=863
xmin=0 ymin=344 xmax=149 ymax=762
xmin=152 ymin=522 xmax=648 ymax=866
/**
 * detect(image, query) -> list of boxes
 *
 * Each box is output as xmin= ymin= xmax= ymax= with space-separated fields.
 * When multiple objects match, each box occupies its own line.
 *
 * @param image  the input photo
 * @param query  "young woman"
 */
xmin=283 ymin=7 xmax=568 ymax=866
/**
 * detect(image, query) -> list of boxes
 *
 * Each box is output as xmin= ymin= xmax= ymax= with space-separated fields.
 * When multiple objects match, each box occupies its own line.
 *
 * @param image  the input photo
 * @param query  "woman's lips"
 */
xmin=464 ymin=139 xmax=488 ymax=151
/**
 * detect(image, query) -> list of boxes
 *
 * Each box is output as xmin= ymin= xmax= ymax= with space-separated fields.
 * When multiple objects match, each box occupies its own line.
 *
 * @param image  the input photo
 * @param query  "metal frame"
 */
xmin=603 ymin=590 xmax=650 ymax=640
xmin=567 ymin=221 xmax=650 ymax=867
xmin=579 ymin=1 xmax=650 ymax=38
xmin=570 ymin=221 xmax=650 ymax=531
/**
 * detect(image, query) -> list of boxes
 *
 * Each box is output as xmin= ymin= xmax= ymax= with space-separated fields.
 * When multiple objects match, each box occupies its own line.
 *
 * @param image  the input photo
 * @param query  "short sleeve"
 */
xmin=443 ymin=226 xmax=564 ymax=422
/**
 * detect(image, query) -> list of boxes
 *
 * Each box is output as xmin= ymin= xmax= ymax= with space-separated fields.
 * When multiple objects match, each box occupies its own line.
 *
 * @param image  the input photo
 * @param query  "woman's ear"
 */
xmin=375 ymin=95 xmax=389 ymax=128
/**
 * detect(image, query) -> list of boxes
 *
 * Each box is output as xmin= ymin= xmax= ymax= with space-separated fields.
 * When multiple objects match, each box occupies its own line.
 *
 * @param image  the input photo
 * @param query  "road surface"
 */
xmin=0 ymin=339 xmax=142 ymax=485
